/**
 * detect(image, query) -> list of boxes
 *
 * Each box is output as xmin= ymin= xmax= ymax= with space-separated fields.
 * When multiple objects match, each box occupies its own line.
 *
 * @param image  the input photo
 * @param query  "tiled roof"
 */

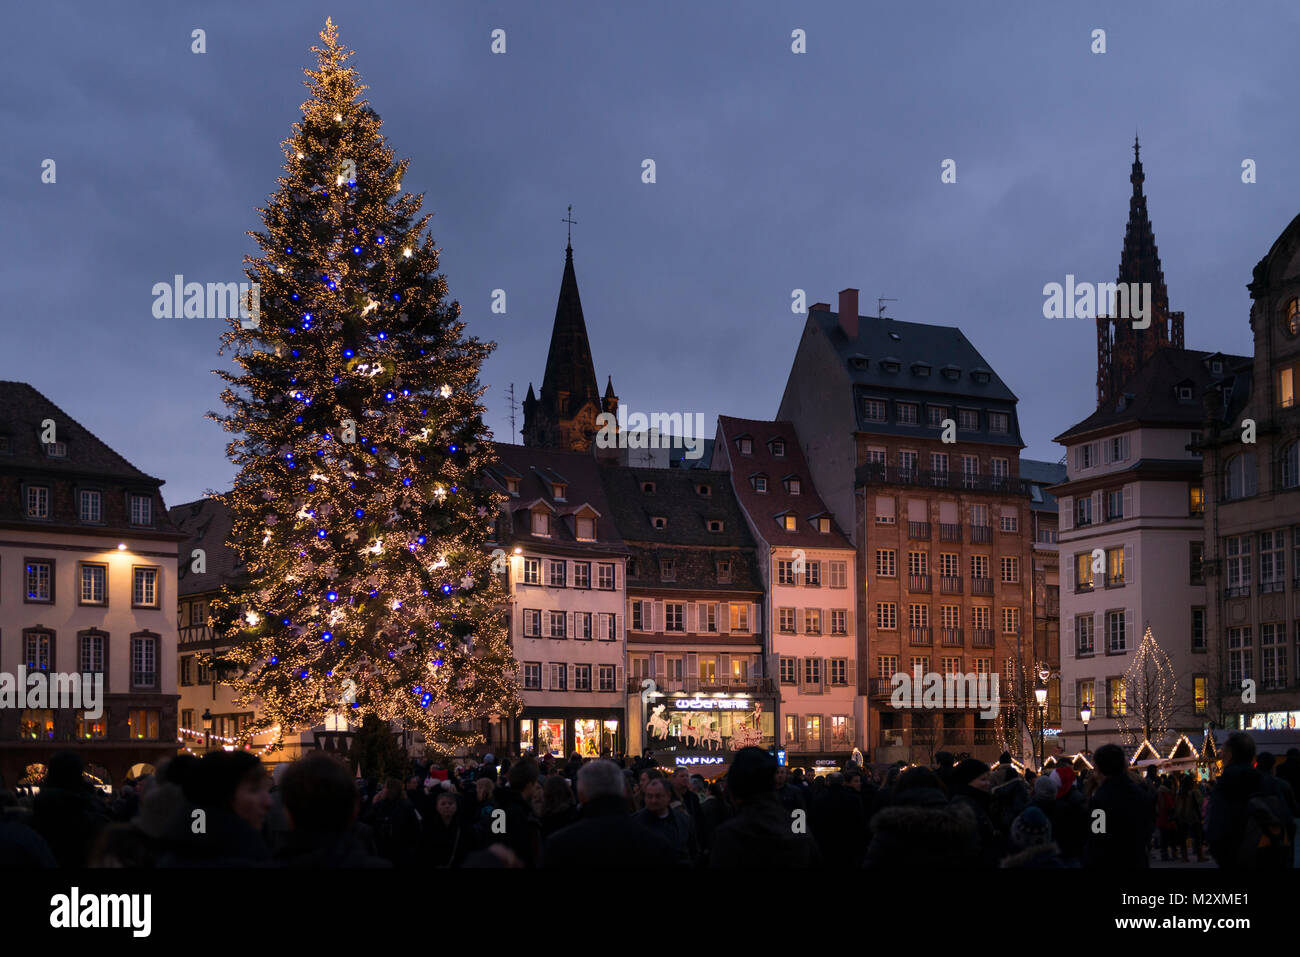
xmin=715 ymin=416 xmax=854 ymax=550
xmin=169 ymin=496 xmax=249 ymax=596
xmin=486 ymin=443 xmax=627 ymax=552
xmin=1020 ymin=458 xmax=1067 ymax=511
xmin=599 ymin=466 xmax=756 ymax=548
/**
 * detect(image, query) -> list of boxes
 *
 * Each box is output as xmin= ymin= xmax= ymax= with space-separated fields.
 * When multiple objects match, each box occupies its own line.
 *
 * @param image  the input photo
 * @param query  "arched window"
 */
xmin=1281 ymin=442 xmax=1300 ymax=490
xmin=1223 ymin=452 xmax=1258 ymax=500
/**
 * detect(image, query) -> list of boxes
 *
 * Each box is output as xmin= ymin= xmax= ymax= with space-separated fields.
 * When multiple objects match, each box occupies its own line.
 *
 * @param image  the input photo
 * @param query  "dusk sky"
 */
xmin=5 ymin=1 xmax=1298 ymax=507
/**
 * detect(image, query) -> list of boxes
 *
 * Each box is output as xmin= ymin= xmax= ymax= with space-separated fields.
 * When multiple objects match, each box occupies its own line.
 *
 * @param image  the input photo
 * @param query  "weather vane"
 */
xmin=562 ymin=204 xmax=577 ymax=245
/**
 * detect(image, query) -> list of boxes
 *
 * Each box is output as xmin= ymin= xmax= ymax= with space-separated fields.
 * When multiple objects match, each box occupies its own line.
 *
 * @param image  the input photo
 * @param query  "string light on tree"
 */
xmin=1118 ymin=624 xmax=1178 ymax=746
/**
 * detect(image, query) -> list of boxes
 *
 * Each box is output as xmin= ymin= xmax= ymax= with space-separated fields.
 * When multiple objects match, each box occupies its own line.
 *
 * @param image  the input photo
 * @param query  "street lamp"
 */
xmin=1080 ymin=704 xmax=1092 ymax=756
xmin=1034 ymin=684 xmax=1048 ymax=769
xmin=202 ymin=708 xmax=213 ymax=752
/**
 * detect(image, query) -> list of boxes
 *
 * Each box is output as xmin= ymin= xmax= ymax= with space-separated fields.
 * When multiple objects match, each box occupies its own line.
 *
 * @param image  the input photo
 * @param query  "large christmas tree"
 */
xmin=210 ymin=20 xmax=517 ymax=753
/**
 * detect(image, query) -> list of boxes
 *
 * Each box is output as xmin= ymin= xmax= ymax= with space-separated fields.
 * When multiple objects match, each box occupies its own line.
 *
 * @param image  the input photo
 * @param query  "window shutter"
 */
xmin=543 ymin=663 xmax=552 ymax=691
xmin=1126 ymin=608 xmax=1134 ymax=650
xmin=847 ymin=715 xmax=856 ymax=746
xmin=1065 ymin=617 xmax=1073 ymax=654
xmin=817 ymin=657 xmax=826 ymax=692
xmin=616 ymin=664 xmax=625 ymax=691
xmin=654 ymin=601 xmax=664 ymax=633
xmin=847 ymin=659 xmax=857 ymax=687
xmin=750 ymin=603 xmax=759 ymax=634
xmin=796 ymin=608 xmax=805 ymax=635
xmin=822 ymin=608 xmax=829 ymax=636
xmin=1092 ymin=490 xmax=1103 ymax=520
xmin=846 ymin=610 xmax=854 ymax=636
xmin=1102 ymin=441 xmax=1112 ymax=465
xmin=1123 ymin=485 xmax=1134 ymax=518
xmin=720 ymin=605 xmax=731 ymax=635
xmin=614 ymin=614 xmax=622 ymax=642
xmin=565 ymin=561 xmax=572 ymax=587
xmin=797 ymin=660 xmax=805 ymax=693
xmin=1071 ymin=447 xmax=1079 ymax=471
xmin=687 ymin=602 xmax=696 ymax=633
xmin=1123 ymin=545 xmax=1133 ymax=583
xmin=569 ymin=612 xmax=576 ymax=638
xmin=687 ymin=652 xmax=698 ymax=682
xmin=653 ymin=651 xmax=665 ymax=677
xmin=1060 ymin=497 xmax=1073 ymax=531
xmin=614 ymin=563 xmax=620 ymax=591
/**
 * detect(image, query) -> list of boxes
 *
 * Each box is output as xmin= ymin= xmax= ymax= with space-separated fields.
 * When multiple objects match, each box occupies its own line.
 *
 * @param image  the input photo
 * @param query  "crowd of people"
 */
xmin=1 ymin=731 xmax=1296 ymax=868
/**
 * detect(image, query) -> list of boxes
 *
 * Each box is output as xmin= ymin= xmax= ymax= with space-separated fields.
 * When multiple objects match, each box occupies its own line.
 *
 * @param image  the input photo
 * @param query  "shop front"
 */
xmin=517 ymin=707 xmax=624 ymax=759
xmin=639 ymin=692 xmax=776 ymax=775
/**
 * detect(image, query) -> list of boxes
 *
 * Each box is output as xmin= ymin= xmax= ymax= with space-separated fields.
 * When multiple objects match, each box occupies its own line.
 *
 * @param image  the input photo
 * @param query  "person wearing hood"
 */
xmin=865 ymin=767 xmax=978 ymax=869
xmin=1000 ymin=806 xmax=1073 ymax=868
xmin=947 ymin=758 xmax=999 ymax=866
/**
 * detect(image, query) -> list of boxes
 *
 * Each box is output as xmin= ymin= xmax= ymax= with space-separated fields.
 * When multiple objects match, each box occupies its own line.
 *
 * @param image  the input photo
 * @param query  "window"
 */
xmin=599 ymin=612 xmax=617 ymax=641
xmin=1105 ymin=490 xmax=1124 ymax=521
xmin=1080 ymin=443 xmax=1096 ymax=469
xmin=1002 ymin=606 xmax=1020 ymax=635
xmin=971 ymin=606 xmax=991 ymax=631
xmin=785 ymin=477 xmax=801 ymax=495
xmin=737 ymin=437 xmax=753 ymax=454
xmin=127 ymin=709 xmax=160 ymax=740
xmin=927 ymin=406 xmax=948 ymax=428
xmin=574 ymin=665 xmax=592 ymax=692
xmin=24 ymin=631 xmax=52 ymax=671
xmin=753 ymin=475 xmax=768 ymax=493
xmin=130 ymin=494 xmax=152 ymax=526
xmin=573 ymin=562 xmax=591 ymax=589
xmin=909 ymin=604 xmax=929 ymax=628
xmin=1223 ymin=453 xmax=1257 ymax=500
xmin=990 ymin=458 xmax=1008 ymax=483
xmin=1106 ymin=611 xmax=1127 ymax=654
xmin=939 ymin=553 xmax=959 ymax=578
xmin=1108 ymin=435 xmax=1129 ymax=462
xmin=875 ymin=495 xmax=896 ymax=525
xmin=1227 ymin=628 xmax=1252 ymax=687
xmin=877 ymin=655 xmax=899 ymax=678
xmin=630 ymin=600 xmax=647 ymax=631
xmin=79 ymin=490 xmax=102 ymax=523
xmin=131 ymin=635 xmax=158 ymax=688
xmin=781 ymin=514 xmax=797 ymax=531
xmin=550 ymin=664 xmax=568 ymax=691
xmin=1076 ymin=615 xmax=1095 ymax=656
xmin=876 ymin=549 xmax=896 ymax=577
xmin=804 ymin=658 xmax=822 ymax=686
xmin=1106 ymin=678 xmax=1126 ymax=718
xmin=1189 ymin=485 xmax=1205 ymax=514
xmin=597 ymin=564 xmax=615 ymax=589
xmin=970 ymin=504 xmax=988 ymax=527
xmin=779 ymin=607 xmax=796 ymax=634
xmin=988 ymin=412 xmax=1009 ymax=434
xmin=1288 ymin=298 xmax=1300 ymax=337
xmin=547 ymin=611 xmax=567 ymax=639
xmin=771 ymin=438 xmax=786 ymax=457
xmin=804 ymin=609 xmax=822 ymax=635
xmin=1190 ymin=541 xmax=1205 ymax=585
xmin=548 ymin=560 xmax=566 ymax=588
xmin=908 ymin=551 xmax=927 ymax=577
xmin=899 ymin=450 xmax=917 ymax=481
xmin=1193 ymin=676 xmax=1208 ymax=714
xmin=930 ymin=452 xmax=949 ymax=483
xmin=1000 ymin=557 xmax=1019 ymax=583
xmin=79 ymin=563 xmax=107 ymax=605
xmin=877 ymin=602 xmax=897 ymax=630
xmin=25 ymin=561 xmax=53 ymax=602
xmin=999 ymin=511 xmax=1019 ymax=533
xmin=958 ymin=409 xmax=979 ymax=431
xmin=831 ymin=610 xmax=847 ymax=635
xmin=1282 ymin=368 xmax=1296 ymax=409
xmin=830 ymin=561 xmax=847 ymax=588
xmin=1191 ymin=607 xmax=1206 ymax=651
xmin=132 ymin=568 xmax=159 ymax=608
xmin=729 ymin=603 xmax=749 ymax=632
xmin=961 ymin=455 xmax=979 ymax=488
xmin=700 ymin=603 xmax=717 ymax=633
xmin=806 ymin=561 xmax=821 ymax=586
xmin=1075 ymin=496 xmax=1092 ymax=526
xmin=863 ymin=399 xmax=887 ymax=422
xmin=717 ymin=560 xmax=732 ymax=583
xmin=521 ymin=558 xmax=540 ymax=585
xmin=1225 ymin=535 xmax=1251 ymax=594
xmin=970 ymin=554 xmax=989 ymax=579
xmin=522 ymin=609 xmax=542 ymax=637
xmin=1106 ymin=547 xmax=1125 ymax=586
xmin=523 ymin=662 xmax=541 ymax=690
xmin=941 ymin=656 xmax=962 ymax=675
xmin=598 ymin=665 xmax=615 ymax=692
xmin=531 ymin=511 xmax=550 ymax=536
xmin=1261 ymin=623 xmax=1287 ymax=689
xmin=652 ymin=516 xmax=667 ymax=530
xmin=778 ymin=559 xmax=796 ymax=585
xmin=26 ymin=485 xmax=50 ymax=519
xmin=780 ymin=657 xmax=797 ymax=684
xmin=660 ymin=558 xmax=676 ymax=582
xmin=575 ymin=612 xmax=593 ymax=640
xmin=576 ymin=516 xmax=596 ymax=541
xmin=1076 ymin=679 xmax=1095 ymax=716
xmin=896 ymin=403 xmax=918 ymax=425
xmin=940 ymin=605 xmax=960 ymax=629
xmin=707 ymin=520 xmax=724 ymax=533
xmin=665 ymin=603 xmax=685 ymax=632
xmin=830 ymin=659 xmax=848 ymax=685
xmin=180 ymin=655 xmax=193 ymax=686
xmin=1260 ymin=530 xmax=1285 ymax=591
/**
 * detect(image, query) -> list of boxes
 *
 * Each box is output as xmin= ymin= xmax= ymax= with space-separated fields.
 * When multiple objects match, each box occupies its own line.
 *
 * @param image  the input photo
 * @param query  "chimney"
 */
xmin=810 ymin=302 xmax=831 ymax=313
xmin=838 ymin=288 xmax=859 ymax=339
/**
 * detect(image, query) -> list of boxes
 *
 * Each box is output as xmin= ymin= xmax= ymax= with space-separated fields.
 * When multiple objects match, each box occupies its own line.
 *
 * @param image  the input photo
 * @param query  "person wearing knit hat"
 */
xmin=1033 ymin=775 xmax=1058 ymax=802
xmin=949 ymin=758 xmax=990 ymax=790
xmin=1010 ymin=805 xmax=1052 ymax=848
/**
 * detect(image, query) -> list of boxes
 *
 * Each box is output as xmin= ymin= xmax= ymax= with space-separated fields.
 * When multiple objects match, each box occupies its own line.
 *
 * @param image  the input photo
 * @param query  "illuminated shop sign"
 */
xmin=668 ymin=697 xmax=751 ymax=711
xmin=675 ymin=755 xmax=725 ymax=766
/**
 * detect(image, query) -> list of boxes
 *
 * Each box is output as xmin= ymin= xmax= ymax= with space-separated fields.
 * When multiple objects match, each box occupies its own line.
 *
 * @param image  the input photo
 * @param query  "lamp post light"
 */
xmin=202 ymin=708 xmax=213 ymax=753
xmin=1034 ymin=684 xmax=1048 ymax=769
xmin=1080 ymin=704 xmax=1092 ymax=756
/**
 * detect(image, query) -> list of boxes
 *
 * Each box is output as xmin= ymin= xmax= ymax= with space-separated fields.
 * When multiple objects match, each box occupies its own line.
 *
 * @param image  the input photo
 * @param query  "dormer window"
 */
xmin=505 ymin=477 xmax=520 ymax=496
xmin=717 ymin=560 xmax=732 ymax=584
xmin=737 ymin=436 xmax=753 ymax=455
xmin=707 ymin=520 xmax=724 ymax=533
xmin=971 ymin=369 xmax=991 ymax=385
xmin=550 ymin=482 xmax=567 ymax=502
xmin=531 ymin=510 xmax=551 ymax=537
xmin=779 ymin=513 xmax=796 ymax=531
xmin=880 ymin=359 xmax=901 ymax=374
xmin=1211 ymin=361 xmax=1223 ymax=375
xmin=660 ymin=558 xmax=676 ymax=581
xmin=784 ymin=477 xmax=802 ymax=495
xmin=752 ymin=474 xmax=768 ymax=493
xmin=896 ymin=403 xmax=918 ymax=425
xmin=697 ymin=483 xmax=712 ymax=497
xmin=130 ymin=494 xmax=153 ymax=527
xmin=651 ymin=516 xmax=667 ymax=530
xmin=576 ymin=516 xmax=597 ymax=541
xmin=911 ymin=362 xmax=931 ymax=377
xmin=641 ymin=481 xmax=656 ymax=494
xmin=849 ymin=354 xmax=870 ymax=370
xmin=816 ymin=516 xmax=831 ymax=533
xmin=1177 ymin=385 xmax=1194 ymax=402
xmin=770 ymin=438 xmax=786 ymax=457
xmin=44 ymin=441 xmax=67 ymax=458
xmin=941 ymin=365 xmax=961 ymax=381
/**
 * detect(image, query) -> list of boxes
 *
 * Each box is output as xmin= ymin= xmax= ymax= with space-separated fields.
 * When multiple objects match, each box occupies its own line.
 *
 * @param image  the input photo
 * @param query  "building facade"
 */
xmin=485 ymin=444 xmax=628 ymax=758
xmin=777 ymin=290 xmax=1033 ymax=765
xmin=714 ymin=417 xmax=862 ymax=767
xmin=1023 ymin=459 xmax=1066 ymax=730
xmin=600 ymin=465 xmax=771 ymax=772
xmin=0 ymin=382 xmax=183 ymax=788
xmin=1200 ymin=210 xmax=1300 ymax=734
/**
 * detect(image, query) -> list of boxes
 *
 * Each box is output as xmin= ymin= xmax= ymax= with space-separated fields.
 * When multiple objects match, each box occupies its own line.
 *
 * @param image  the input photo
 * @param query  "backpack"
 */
xmin=1239 ymin=793 xmax=1295 ymax=868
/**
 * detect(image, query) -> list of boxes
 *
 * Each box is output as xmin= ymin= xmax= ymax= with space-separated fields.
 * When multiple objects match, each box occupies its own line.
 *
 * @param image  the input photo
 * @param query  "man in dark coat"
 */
xmin=1207 ymin=734 xmax=1296 ymax=869
xmin=542 ymin=760 xmax=676 ymax=868
xmin=810 ymin=771 xmax=868 ymax=867
xmin=490 ymin=757 xmax=543 ymax=867
xmin=1085 ymin=743 xmax=1155 ymax=868
xmin=29 ymin=751 xmax=110 ymax=868
xmin=947 ymin=758 xmax=998 ymax=866
xmin=274 ymin=753 xmax=389 ymax=868
xmin=362 ymin=777 xmax=422 ymax=867
xmin=632 ymin=777 xmax=699 ymax=865
xmin=710 ymin=748 xmax=820 ymax=867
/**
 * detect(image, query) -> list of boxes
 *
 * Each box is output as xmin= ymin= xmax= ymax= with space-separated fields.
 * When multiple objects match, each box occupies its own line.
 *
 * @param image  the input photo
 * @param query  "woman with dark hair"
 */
xmin=422 ymin=789 xmax=476 ymax=867
xmin=159 ymin=751 xmax=272 ymax=867
xmin=539 ymin=775 xmax=578 ymax=839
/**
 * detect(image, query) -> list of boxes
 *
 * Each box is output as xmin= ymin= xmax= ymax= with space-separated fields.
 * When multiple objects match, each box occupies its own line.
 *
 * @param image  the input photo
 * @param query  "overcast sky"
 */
xmin=4 ymin=1 xmax=1298 ymax=506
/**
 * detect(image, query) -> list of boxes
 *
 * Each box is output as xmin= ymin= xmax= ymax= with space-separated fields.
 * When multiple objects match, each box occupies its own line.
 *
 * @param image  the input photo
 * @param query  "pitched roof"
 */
xmin=598 ymin=465 xmax=756 ymax=548
xmin=537 ymin=244 xmax=601 ymax=413
xmin=0 ymin=381 xmax=163 ymax=482
xmin=1055 ymin=348 xmax=1250 ymax=442
xmin=486 ymin=443 xmax=626 ymax=551
xmin=715 ymin=416 xmax=854 ymax=550
xmin=169 ymin=496 xmax=249 ymax=596
xmin=1020 ymin=458 xmax=1067 ymax=511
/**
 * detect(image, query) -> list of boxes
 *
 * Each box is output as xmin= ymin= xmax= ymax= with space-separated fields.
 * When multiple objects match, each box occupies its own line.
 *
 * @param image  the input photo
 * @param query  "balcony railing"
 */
xmin=869 ymin=678 xmax=895 ymax=698
xmin=970 ymin=525 xmax=993 ymax=544
xmin=972 ymin=629 xmax=995 ymax=648
xmin=971 ymin=577 xmax=994 ymax=596
xmin=908 ymin=573 xmax=932 ymax=593
xmin=626 ymin=676 xmax=775 ymax=695
xmin=1224 ymin=584 xmax=1250 ymax=599
xmin=939 ymin=575 xmax=963 ymax=595
xmin=132 ymin=671 xmax=157 ymax=688
xmin=1260 ymin=580 xmax=1285 ymax=594
xmin=939 ymin=523 xmax=962 ymax=542
xmin=908 ymin=521 xmax=931 ymax=540
xmin=859 ymin=464 xmax=1030 ymax=495
xmin=940 ymin=627 xmax=964 ymax=647
xmin=908 ymin=626 xmax=932 ymax=646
